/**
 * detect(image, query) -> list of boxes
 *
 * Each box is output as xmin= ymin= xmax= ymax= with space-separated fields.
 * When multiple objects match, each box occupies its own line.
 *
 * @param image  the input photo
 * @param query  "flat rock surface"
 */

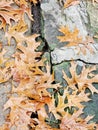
xmin=51 ymin=43 xmax=98 ymax=64
xmin=41 ymin=0 xmax=88 ymax=49
xmin=0 ymin=0 xmax=98 ymax=127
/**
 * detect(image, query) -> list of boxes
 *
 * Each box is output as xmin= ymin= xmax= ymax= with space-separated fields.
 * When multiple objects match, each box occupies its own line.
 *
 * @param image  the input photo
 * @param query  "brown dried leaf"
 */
xmin=5 ymin=19 xmax=37 ymax=45
xmin=57 ymin=26 xmax=83 ymax=46
xmin=64 ymin=0 xmax=80 ymax=8
xmin=48 ymin=89 xmax=90 ymax=119
xmin=0 ymin=0 xmax=19 ymax=27
xmin=63 ymin=62 xmax=98 ymax=94
xmin=60 ymin=109 xmax=96 ymax=130
xmin=4 ymin=96 xmax=36 ymax=130
xmin=29 ymin=0 xmax=40 ymax=4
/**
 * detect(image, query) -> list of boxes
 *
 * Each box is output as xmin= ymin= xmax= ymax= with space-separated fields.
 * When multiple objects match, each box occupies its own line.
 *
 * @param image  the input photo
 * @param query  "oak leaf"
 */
xmin=0 ymin=0 xmax=19 ymax=28
xmin=57 ymin=26 xmax=82 ymax=47
xmin=5 ymin=19 xmax=28 ymax=45
xmin=58 ymin=26 xmax=95 ymax=55
xmin=63 ymin=62 xmax=98 ymax=94
xmin=14 ymin=0 xmax=39 ymax=6
xmin=0 ymin=0 xmax=33 ymax=30
xmin=4 ymin=96 xmax=37 ymax=130
xmin=46 ymin=88 xmax=90 ymax=119
xmin=0 ymin=49 xmax=7 ymax=65
xmin=0 ymin=49 xmax=14 ymax=83
xmin=14 ymin=0 xmax=28 ymax=6
xmin=30 ymin=0 xmax=40 ymax=4
xmin=0 ymin=124 xmax=10 ymax=130
xmin=5 ymin=19 xmax=38 ymax=45
xmin=60 ymin=109 xmax=96 ymax=130
xmin=11 ymin=64 xmax=54 ymax=99
xmin=64 ymin=0 xmax=80 ymax=8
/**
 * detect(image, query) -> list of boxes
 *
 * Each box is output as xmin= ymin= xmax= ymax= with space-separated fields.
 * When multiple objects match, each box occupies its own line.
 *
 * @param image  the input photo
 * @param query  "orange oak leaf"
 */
xmin=30 ymin=0 xmax=40 ymax=4
xmin=92 ymin=0 xmax=98 ymax=5
xmin=30 ymin=102 xmax=60 ymax=130
xmin=57 ymin=26 xmax=95 ymax=54
xmin=64 ymin=0 xmax=80 ymax=8
xmin=14 ymin=0 xmax=39 ymax=6
xmin=46 ymin=88 xmax=90 ymax=120
xmin=4 ymin=96 xmax=37 ymax=130
xmin=5 ymin=19 xmax=28 ymax=45
xmin=0 ymin=0 xmax=19 ymax=27
xmin=60 ymin=109 xmax=96 ymax=130
xmin=0 ymin=49 xmax=7 ymax=65
xmin=0 ymin=0 xmax=97 ymax=129
xmin=63 ymin=62 xmax=98 ymax=94
xmin=11 ymin=64 xmax=54 ymax=99
xmin=0 ymin=49 xmax=14 ymax=83
xmin=0 ymin=16 xmax=6 ymax=31
xmin=14 ymin=0 xmax=29 ymax=6
xmin=57 ymin=26 xmax=83 ymax=47
xmin=0 ymin=0 xmax=33 ymax=29
xmin=0 ymin=124 xmax=10 ymax=130
xmin=5 ymin=19 xmax=37 ymax=45
xmin=13 ymin=4 xmax=33 ymax=21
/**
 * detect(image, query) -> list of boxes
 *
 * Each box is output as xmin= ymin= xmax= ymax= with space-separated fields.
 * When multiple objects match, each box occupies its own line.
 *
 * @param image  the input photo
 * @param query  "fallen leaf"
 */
xmin=57 ymin=26 xmax=82 ymax=46
xmin=63 ymin=62 xmax=98 ymax=94
xmin=4 ymin=96 xmax=37 ymax=130
xmin=60 ymin=109 xmax=96 ymax=130
xmin=64 ymin=0 xmax=80 ymax=8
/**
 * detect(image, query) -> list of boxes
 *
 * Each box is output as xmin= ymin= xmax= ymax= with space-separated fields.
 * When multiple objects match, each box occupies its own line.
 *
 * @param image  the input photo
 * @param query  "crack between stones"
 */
xmin=51 ymin=58 xmax=98 ymax=66
xmin=31 ymin=1 xmax=97 ymax=70
xmin=31 ymin=1 xmax=53 ymax=73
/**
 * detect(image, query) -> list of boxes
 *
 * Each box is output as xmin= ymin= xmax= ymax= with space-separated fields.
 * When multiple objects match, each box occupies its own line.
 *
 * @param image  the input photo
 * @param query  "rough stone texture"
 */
xmin=0 ymin=82 xmax=11 ymax=126
xmin=41 ymin=0 xmax=98 ymax=123
xmin=0 ymin=0 xmax=98 ymax=127
xmin=41 ymin=0 xmax=88 ymax=49
xmin=84 ymin=93 xmax=98 ymax=123
xmin=41 ymin=0 xmax=98 ymax=64
xmin=51 ymin=43 xmax=98 ymax=64
xmin=53 ymin=62 xmax=70 ymax=86
xmin=87 ymin=1 xmax=98 ymax=36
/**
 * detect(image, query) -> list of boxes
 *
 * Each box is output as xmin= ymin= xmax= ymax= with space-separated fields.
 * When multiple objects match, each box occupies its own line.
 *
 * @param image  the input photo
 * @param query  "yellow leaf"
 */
xmin=4 ymin=96 xmax=36 ymax=130
xmin=57 ymin=26 xmax=82 ymax=47
xmin=63 ymin=62 xmax=98 ymax=94
xmin=64 ymin=0 xmax=80 ymax=8
xmin=60 ymin=109 xmax=96 ymax=130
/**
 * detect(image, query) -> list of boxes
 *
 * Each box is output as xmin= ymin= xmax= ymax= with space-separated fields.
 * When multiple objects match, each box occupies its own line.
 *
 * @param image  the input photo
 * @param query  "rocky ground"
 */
xmin=0 ymin=0 xmax=98 ymax=127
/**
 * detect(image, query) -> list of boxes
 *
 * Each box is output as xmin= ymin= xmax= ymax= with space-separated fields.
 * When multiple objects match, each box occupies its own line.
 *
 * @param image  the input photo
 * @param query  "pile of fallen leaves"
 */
xmin=0 ymin=0 xmax=98 ymax=130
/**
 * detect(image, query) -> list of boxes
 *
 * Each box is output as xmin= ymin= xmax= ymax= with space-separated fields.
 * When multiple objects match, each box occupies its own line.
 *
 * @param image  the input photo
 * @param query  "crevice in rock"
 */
xmin=77 ymin=59 xmax=98 ymax=65
xmin=52 ymin=58 xmax=98 ymax=66
xmin=31 ymin=1 xmax=41 ymax=34
xmin=31 ymin=1 xmax=53 ymax=73
xmin=31 ymin=1 xmax=49 ymax=50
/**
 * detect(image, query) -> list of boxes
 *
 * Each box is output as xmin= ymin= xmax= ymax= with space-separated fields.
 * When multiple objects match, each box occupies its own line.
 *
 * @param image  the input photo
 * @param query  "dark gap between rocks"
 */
xmin=31 ymin=1 xmax=49 ymax=52
xmin=31 ymin=1 xmax=53 ymax=73
xmin=31 ymin=1 xmax=41 ymax=34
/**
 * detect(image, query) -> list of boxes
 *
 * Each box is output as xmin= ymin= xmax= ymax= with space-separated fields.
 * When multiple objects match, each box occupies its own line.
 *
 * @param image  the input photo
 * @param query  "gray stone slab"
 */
xmin=41 ymin=0 xmax=88 ymax=49
xmin=51 ymin=43 xmax=98 ymax=64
